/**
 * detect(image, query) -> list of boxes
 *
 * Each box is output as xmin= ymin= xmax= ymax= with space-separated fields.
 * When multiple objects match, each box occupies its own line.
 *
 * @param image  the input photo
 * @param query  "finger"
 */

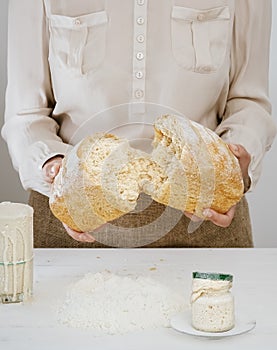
xmin=228 ymin=144 xmax=241 ymax=158
xmin=43 ymin=157 xmax=63 ymax=183
xmin=48 ymin=164 xmax=60 ymax=180
xmin=184 ymin=211 xmax=193 ymax=219
xmin=62 ymin=223 xmax=96 ymax=243
xmin=75 ymin=233 xmax=96 ymax=243
xmin=203 ymin=206 xmax=236 ymax=228
xmin=184 ymin=211 xmax=202 ymax=222
xmin=69 ymin=231 xmax=96 ymax=243
xmin=228 ymin=144 xmax=251 ymax=163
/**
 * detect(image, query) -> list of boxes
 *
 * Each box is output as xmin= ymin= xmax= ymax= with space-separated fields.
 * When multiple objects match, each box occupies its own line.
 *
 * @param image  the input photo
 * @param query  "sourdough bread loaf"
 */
xmin=49 ymin=133 xmax=169 ymax=232
xmin=151 ymin=115 xmax=244 ymax=217
xmin=49 ymin=115 xmax=244 ymax=231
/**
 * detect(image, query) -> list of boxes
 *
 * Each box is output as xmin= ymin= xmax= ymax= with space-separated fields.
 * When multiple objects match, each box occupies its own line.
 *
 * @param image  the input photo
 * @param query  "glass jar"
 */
xmin=0 ymin=202 xmax=33 ymax=303
xmin=191 ymin=272 xmax=235 ymax=332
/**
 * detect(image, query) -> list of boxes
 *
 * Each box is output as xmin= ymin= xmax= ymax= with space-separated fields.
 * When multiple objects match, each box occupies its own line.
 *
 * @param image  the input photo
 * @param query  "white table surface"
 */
xmin=0 ymin=248 xmax=276 ymax=350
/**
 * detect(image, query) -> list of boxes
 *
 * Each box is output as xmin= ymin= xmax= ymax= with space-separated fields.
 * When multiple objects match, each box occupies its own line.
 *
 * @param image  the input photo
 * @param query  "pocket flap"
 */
xmin=50 ymin=10 xmax=108 ymax=28
xmin=172 ymin=6 xmax=230 ymax=22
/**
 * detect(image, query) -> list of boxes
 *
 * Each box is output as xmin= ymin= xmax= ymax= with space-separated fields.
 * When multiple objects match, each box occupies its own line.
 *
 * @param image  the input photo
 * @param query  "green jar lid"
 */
xmin=192 ymin=271 xmax=233 ymax=282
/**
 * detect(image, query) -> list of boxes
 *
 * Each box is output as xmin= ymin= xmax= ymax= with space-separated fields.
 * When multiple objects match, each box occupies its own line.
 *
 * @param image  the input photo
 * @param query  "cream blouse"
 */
xmin=2 ymin=0 xmax=276 ymax=197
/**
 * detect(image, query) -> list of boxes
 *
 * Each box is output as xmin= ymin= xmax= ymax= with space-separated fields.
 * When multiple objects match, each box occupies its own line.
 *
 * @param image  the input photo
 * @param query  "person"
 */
xmin=2 ymin=0 xmax=276 ymax=248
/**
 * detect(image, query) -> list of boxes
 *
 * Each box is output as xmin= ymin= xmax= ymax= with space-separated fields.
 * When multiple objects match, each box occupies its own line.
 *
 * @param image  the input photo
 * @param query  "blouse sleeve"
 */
xmin=1 ymin=0 xmax=72 ymax=197
xmin=215 ymin=0 xmax=276 ymax=191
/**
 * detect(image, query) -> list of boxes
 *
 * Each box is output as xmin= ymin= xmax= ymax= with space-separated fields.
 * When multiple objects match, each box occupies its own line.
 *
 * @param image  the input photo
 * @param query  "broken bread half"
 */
xmin=151 ymin=115 xmax=244 ymax=218
xmin=49 ymin=133 xmax=169 ymax=232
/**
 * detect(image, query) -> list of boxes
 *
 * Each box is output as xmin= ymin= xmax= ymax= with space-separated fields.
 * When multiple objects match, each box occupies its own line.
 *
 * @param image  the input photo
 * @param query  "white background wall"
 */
xmin=0 ymin=1 xmax=276 ymax=247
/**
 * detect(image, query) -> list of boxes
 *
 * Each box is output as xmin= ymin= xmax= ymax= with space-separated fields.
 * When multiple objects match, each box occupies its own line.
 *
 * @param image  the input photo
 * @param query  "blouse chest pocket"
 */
xmin=48 ymin=11 xmax=108 ymax=75
xmin=171 ymin=6 xmax=230 ymax=73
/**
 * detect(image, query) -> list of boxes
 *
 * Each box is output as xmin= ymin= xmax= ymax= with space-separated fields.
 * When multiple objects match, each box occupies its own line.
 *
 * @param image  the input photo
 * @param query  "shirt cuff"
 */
xmin=18 ymin=140 xmax=73 ymax=197
xmin=215 ymin=125 xmax=264 ymax=192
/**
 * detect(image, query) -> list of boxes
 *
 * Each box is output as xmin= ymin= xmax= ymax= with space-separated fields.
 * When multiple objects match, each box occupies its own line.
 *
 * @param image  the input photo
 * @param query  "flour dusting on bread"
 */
xmin=50 ymin=115 xmax=244 ymax=232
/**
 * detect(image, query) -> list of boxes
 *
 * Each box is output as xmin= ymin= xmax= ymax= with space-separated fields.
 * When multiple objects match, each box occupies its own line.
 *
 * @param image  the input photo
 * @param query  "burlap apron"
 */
xmin=28 ymin=190 xmax=253 ymax=248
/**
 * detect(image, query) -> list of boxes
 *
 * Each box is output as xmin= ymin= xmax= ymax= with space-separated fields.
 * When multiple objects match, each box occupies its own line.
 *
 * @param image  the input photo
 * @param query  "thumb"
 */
xmin=48 ymin=163 xmax=61 ymax=180
xmin=43 ymin=157 xmax=63 ymax=183
xmin=228 ymin=144 xmax=240 ymax=158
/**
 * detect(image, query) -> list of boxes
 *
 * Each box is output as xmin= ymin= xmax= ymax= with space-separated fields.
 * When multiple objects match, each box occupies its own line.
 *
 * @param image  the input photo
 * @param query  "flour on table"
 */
xmin=57 ymin=271 xmax=186 ymax=335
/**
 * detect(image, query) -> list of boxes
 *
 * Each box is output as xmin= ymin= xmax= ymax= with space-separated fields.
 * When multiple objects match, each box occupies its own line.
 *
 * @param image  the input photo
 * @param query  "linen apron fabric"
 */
xmin=28 ymin=190 xmax=253 ymax=248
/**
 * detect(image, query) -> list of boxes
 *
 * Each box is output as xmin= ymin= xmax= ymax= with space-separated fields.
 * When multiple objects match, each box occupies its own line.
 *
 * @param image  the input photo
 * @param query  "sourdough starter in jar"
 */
xmin=0 ymin=202 xmax=33 ymax=303
xmin=191 ymin=272 xmax=235 ymax=332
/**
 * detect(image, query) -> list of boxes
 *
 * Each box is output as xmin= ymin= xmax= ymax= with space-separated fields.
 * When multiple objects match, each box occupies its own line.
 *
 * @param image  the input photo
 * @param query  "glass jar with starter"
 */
xmin=191 ymin=271 xmax=235 ymax=332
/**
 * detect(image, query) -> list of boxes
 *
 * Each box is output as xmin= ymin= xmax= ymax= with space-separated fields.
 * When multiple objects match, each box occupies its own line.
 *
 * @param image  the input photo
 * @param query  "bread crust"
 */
xmin=152 ymin=115 xmax=244 ymax=217
xmin=49 ymin=116 xmax=244 ymax=231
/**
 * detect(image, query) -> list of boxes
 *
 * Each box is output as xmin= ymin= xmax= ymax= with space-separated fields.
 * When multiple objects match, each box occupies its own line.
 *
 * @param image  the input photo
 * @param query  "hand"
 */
xmin=184 ymin=143 xmax=251 ymax=228
xmin=62 ymin=223 xmax=96 ymax=243
xmin=62 ymin=222 xmax=108 ymax=243
xmin=228 ymin=144 xmax=251 ymax=193
xmin=184 ymin=205 xmax=236 ymax=228
xmin=42 ymin=156 xmax=64 ymax=183
xmin=43 ymin=156 xmax=105 ymax=243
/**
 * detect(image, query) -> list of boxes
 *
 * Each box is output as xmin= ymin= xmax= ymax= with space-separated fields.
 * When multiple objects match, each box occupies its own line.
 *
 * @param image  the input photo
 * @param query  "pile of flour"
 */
xmin=57 ymin=271 xmax=186 ymax=334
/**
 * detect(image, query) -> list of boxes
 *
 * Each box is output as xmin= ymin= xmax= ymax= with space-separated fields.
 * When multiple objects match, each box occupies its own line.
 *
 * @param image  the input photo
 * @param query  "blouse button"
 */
xmin=197 ymin=14 xmax=205 ymax=21
xmin=137 ymin=34 xmax=145 ymax=43
xmin=137 ymin=17 xmax=145 ymax=25
xmin=135 ymin=71 xmax=144 ymax=79
xmin=136 ymin=52 xmax=144 ymax=60
xmin=135 ymin=89 xmax=144 ymax=99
